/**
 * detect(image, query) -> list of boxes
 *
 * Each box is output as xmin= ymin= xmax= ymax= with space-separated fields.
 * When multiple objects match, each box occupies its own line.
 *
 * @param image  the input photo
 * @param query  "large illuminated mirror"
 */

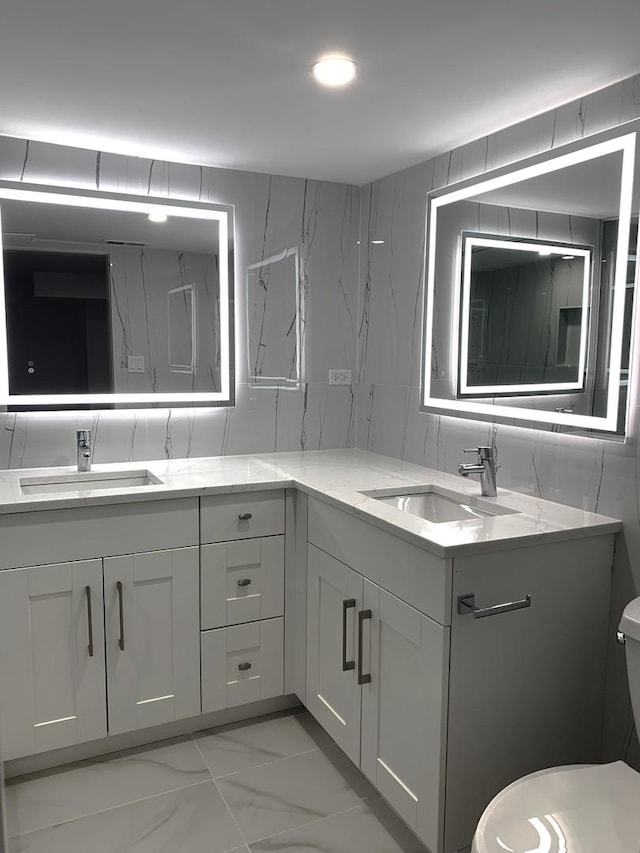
xmin=0 ymin=182 xmax=234 ymax=409
xmin=422 ymin=123 xmax=640 ymax=434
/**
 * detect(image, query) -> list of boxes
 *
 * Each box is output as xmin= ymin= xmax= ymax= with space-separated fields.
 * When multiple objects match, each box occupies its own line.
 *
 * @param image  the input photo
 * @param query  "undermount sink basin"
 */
xmin=370 ymin=489 xmax=518 ymax=524
xmin=20 ymin=469 xmax=164 ymax=495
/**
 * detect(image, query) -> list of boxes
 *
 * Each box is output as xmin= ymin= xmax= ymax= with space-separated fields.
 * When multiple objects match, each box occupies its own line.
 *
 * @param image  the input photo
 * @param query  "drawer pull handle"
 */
xmin=458 ymin=593 xmax=531 ymax=619
xmin=342 ymin=598 xmax=356 ymax=671
xmin=116 ymin=581 xmax=125 ymax=650
xmin=237 ymin=578 xmax=252 ymax=587
xmin=238 ymin=661 xmax=252 ymax=671
xmin=357 ymin=609 xmax=372 ymax=685
xmin=238 ymin=512 xmax=253 ymax=521
xmin=85 ymin=585 xmax=94 ymax=657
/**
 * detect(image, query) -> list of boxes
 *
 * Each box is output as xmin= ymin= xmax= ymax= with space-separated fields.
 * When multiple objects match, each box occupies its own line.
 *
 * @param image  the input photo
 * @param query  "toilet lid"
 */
xmin=473 ymin=762 xmax=640 ymax=852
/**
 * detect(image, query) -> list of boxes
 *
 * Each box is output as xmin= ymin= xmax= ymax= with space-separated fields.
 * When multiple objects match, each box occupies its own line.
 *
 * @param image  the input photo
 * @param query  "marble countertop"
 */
xmin=0 ymin=449 xmax=621 ymax=557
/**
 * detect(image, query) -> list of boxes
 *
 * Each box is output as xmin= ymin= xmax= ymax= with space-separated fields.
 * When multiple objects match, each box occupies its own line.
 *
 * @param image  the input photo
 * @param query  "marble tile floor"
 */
xmin=5 ymin=710 xmax=428 ymax=852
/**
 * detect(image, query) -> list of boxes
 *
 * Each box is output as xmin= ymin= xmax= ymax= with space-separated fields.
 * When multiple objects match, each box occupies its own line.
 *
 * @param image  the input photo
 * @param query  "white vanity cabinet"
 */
xmin=200 ymin=490 xmax=286 ymax=712
xmin=104 ymin=547 xmax=200 ymax=736
xmin=306 ymin=496 xmax=614 ymax=853
xmin=0 ymin=559 xmax=107 ymax=760
xmin=0 ymin=498 xmax=200 ymax=760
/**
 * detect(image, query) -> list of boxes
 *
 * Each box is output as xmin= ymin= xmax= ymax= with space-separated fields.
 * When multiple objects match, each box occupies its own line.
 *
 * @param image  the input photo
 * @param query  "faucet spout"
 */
xmin=76 ymin=429 xmax=92 ymax=473
xmin=457 ymin=446 xmax=497 ymax=497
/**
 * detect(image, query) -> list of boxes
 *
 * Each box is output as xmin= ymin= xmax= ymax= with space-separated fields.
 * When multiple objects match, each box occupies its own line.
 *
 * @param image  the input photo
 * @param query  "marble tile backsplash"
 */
xmin=355 ymin=72 xmax=640 ymax=765
xmin=0 ymin=138 xmax=359 ymax=467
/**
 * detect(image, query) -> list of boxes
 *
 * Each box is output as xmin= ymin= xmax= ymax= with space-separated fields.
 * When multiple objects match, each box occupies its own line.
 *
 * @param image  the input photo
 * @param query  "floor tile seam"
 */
xmin=246 ymin=801 xmax=379 ymax=847
xmin=209 ymin=745 xmax=326 ymax=780
xmin=194 ymin=739 xmax=250 ymax=849
xmin=6 ymin=777 xmax=215 ymax=839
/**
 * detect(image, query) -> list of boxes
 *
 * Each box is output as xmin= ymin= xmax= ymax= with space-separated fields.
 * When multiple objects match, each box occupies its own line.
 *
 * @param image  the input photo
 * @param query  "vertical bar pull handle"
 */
xmin=116 ymin=581 xmax=125 ymax=651
xmin=84 ymin=585 xmax=94 ymax=657
xmin=342 ymin=598 xmax=356 ymax=671
xmin=358 ymin=609 xmax=372 ymax=685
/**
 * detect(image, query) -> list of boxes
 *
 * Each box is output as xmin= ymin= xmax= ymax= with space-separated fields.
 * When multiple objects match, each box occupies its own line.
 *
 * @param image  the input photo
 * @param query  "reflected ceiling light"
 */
xmin=562 ymin=254 xmax=575 ymax=260
xmin=312 ymin=55 xmax=357 ymax=88
xmin=148 ymin=211 xmax=168 ymax=223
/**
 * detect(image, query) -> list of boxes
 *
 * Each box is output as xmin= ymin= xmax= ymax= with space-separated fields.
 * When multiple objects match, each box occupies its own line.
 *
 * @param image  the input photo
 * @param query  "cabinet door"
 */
xmin=104 ymin=547 xmax=200 ymax=736
xmin=0 ymin=560 xmax=106 ymax=760
xmin=361 ymin=580 xmax=449 ymax=853
xmin=306 ymin=544 xmax=362 ymax=764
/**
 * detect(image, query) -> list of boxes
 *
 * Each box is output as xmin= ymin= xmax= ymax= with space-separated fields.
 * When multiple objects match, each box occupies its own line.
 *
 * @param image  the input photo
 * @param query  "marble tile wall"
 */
xmin=0 ymin=138 xmax=359 ymax=466
xmin=356 ymin=72 xmax=640 ymax=764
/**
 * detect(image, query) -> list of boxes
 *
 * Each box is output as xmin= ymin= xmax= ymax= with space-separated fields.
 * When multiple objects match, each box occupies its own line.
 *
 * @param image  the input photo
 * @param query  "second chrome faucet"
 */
xmin=457 ymin=445 xmax=498 ymax=496
xmin=76 ymin=429 xmax=92 ymax=472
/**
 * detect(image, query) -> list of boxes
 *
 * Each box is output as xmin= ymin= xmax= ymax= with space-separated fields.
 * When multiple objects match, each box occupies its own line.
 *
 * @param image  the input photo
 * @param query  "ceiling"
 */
xmin=1 ymin=0 xmax=640 ymax=185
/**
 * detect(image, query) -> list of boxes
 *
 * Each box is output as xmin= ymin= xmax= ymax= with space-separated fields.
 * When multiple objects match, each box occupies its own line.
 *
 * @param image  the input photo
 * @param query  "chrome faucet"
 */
xmin=76 ymin=429 xmax=92 ymax=473
xmin=457 ymin=445 xmax=497 ymax=497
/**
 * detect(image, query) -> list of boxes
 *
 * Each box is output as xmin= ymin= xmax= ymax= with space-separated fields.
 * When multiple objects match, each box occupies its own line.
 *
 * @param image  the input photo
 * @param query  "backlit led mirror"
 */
xmin=0 ymin=182 xmax=234 ymax=409
xmin=422 ymin=123 xmax=640 ymax=434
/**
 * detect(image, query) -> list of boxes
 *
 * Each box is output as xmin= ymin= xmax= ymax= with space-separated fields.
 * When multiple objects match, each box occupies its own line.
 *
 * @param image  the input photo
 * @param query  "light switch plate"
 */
xmin=127 ymin=355 xmax=145 ymax=373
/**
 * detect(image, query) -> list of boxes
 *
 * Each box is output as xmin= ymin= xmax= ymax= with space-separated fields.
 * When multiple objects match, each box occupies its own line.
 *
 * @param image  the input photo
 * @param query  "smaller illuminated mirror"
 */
xmin=459 ymin=234 xmax=592 ymax=396
xmin=0 ymin=182 xmax=234 ymax=409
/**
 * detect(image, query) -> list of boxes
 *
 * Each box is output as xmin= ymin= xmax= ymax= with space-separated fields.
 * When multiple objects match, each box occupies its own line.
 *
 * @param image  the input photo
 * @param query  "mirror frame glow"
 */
xmin=421 ymin=128 xmax=637 ymax=432
xmin=459 ymin=235 xmax=592 ymax=396
xmin=0 ymin=181 xmax=233 ymax=407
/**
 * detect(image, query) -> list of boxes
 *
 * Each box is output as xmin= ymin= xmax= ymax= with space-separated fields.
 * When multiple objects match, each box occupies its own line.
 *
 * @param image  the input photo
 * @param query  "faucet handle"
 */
xmin=76 ymin=429 xmax=91 ymax=443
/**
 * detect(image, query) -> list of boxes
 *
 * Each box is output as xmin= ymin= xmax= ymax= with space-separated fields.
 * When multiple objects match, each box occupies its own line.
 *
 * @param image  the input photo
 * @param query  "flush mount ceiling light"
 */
xmin=311 ymin=55 xmax=357 ymax=88
xmin=148 ymin=211 xmax=168 ymax=223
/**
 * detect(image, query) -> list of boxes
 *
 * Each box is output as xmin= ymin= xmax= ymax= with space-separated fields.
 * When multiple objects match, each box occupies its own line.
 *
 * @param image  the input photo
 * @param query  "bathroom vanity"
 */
xmin=0 ymin=450 xmax=621 ymax=853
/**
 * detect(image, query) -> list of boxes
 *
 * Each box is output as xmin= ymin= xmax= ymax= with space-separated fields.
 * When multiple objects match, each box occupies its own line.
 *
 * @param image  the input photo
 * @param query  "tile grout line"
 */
xmin=7 ymin=778 xmax=214 ymax=840
xmin=247 ymin=800 xmax=384 ymax=847
xmin=201 ymin=744 xmax=329 ymax=780
xmin=193 ymin=738 xmax=251 ymax=850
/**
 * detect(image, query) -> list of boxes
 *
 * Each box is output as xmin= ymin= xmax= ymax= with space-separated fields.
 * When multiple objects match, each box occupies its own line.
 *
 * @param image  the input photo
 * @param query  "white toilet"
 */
xmin=472 ymin=597 xmax=640 ymax=852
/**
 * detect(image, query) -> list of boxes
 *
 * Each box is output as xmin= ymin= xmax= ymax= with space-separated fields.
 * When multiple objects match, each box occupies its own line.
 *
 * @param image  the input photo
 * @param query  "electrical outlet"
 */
xmin=127 ymin=355 xmax=145 ymax=373
xmin=329 ymin=369 xmax=351 ymax=385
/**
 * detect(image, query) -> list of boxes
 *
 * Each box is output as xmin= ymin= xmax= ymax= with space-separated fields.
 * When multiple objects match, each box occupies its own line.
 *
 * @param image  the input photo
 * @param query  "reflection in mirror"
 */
xmin=168 ymin=284 xmax=196 ymax=375
xmin=422 ymin=126 xmax=640 ymax=434
xmin=459 ymin=234 xmax=592 ymax=395
xmin=246 ymin=247 xmax=304 ymax=389
xmin=0 ymin=183 xmax=233 ymax=409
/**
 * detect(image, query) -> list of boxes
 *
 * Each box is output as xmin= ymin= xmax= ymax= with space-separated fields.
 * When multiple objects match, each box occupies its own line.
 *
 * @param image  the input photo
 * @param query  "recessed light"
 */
xmin=562 ymin=255 xmax=575 ymax=260
xmin=538 ymin=248 xmax=552 ymax=256
xmin=148 ymin=211 xmax=168 ymax=223
xmin=312 ymin=55 xmax=357 ymax=88
xmin=371 ymin=240 xmax=385 ymax=245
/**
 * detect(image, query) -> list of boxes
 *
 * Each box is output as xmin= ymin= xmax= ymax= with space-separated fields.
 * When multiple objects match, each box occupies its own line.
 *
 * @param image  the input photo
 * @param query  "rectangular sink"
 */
xmin=20 ymin=469 xmax=164 ymax=496
xmin=369 ymin=488 xmax=518 ymax=524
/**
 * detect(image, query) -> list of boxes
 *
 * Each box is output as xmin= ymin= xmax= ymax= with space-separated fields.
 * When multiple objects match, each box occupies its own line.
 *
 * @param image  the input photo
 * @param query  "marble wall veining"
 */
xmin=0 ymin=137 xmax=360 ymax=466
xmin=356 ymin=72 xmax=640 ymax=765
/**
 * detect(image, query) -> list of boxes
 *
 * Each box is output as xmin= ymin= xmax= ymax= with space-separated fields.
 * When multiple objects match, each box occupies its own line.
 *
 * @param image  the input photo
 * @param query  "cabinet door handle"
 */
xmin=238 ymin=661 xmax=252 ymax=671
xmin=342 ymin=598 xmax=356 ymax=671
xmin=116 ymin=581 xmax=125 ymax=650
xmin=84 ymin=585 xmax=94 ymax=657
xmin=237 ymin=578 xmax=252 ymax=587
xmin=238 ymin=512 xmax=252 ymax=521
xmin=357 ymin=609 xmax=372 ymax=685
xmin=457 ymin=593 xmax=531 ymax=619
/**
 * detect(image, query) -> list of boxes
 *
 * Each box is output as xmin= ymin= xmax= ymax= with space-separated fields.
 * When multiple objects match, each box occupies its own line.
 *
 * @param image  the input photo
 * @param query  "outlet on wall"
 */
xmin=329 ymin=369 xmax=351 ymax=385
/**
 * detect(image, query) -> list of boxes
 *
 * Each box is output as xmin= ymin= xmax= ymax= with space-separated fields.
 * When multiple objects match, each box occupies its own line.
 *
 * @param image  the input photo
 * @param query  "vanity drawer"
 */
xmin=200 ymin=490 xmax=285 ymax=543
xmin=201 ymin=617 xmax=284 ymax=712
xmin=200 ymin=536 xmax=284 ymax=629
xmin=307 ymin=497 xmax=450 ymax=626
